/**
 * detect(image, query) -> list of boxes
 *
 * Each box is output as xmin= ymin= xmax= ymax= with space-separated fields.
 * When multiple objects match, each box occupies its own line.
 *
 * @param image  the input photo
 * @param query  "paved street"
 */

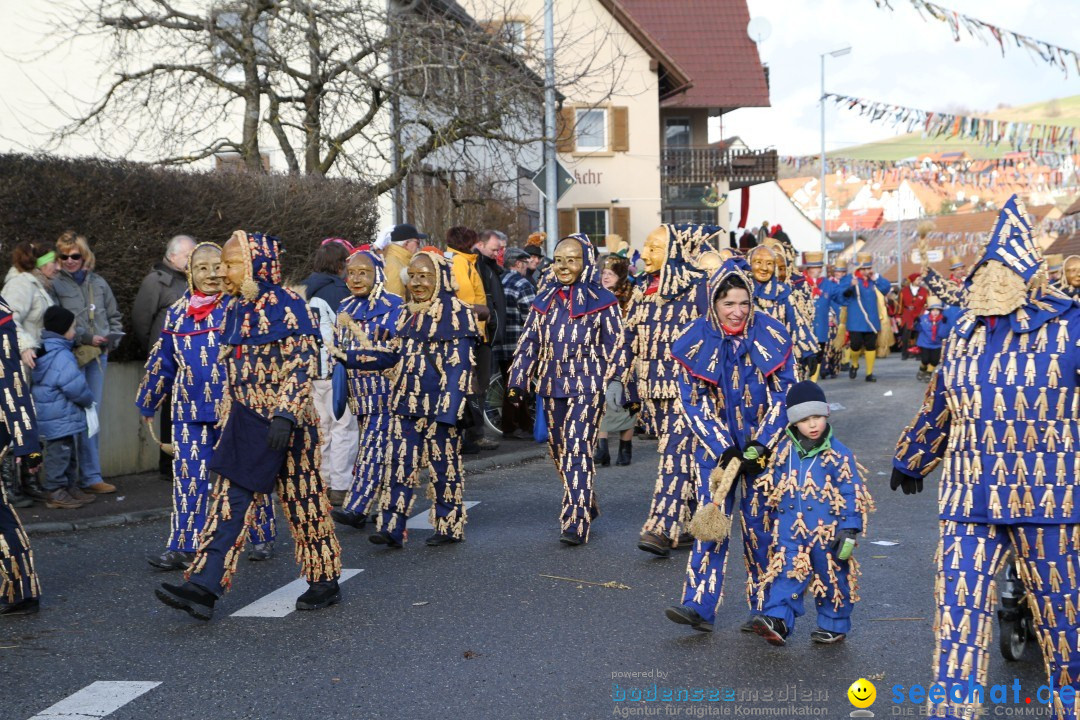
xmin=3 ymin=357 xmax=1051 ymax=720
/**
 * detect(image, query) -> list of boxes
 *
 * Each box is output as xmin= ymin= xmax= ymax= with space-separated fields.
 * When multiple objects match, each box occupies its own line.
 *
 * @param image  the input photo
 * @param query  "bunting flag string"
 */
xmin=871 ymin=0 xmax=1079 ymax=76
xmin=778 ymin=153 xmax=1080 ymax=192
xmin=823 ymin=92 xmax=1080 ymax=154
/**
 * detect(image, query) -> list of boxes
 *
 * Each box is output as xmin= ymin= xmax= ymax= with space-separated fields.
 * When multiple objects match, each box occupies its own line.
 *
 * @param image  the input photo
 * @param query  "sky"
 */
xmin=714 ymin=0 xmax=1080 ymax=157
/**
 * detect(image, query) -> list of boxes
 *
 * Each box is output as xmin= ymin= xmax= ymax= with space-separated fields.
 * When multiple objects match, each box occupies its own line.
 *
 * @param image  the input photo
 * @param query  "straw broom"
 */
xmin=687 ymin=457 xmax=742 ymax=542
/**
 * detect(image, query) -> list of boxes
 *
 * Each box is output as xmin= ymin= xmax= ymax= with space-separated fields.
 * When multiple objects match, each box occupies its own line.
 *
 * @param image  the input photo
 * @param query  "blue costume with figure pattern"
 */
xmin=183 ymin=232 xmax=341 ymax=597
xmin=136 ymin=280 xmax=276 ymax=554
xmin=622 ymin=224 xmax=715 ymax=548
xmin=755 ymin=427 xmax=873 ymax=635
xmin=893 ymin=196 xmax=1080 ymax=720
xmin=507 ymin=234 xmax=627 ymax=543
xmin=672 ymin=260 xmax=796 ymax=623
xmin=342 ymin=250 xmax=477 ymax=545
xmin=0 ymin=295 xmax=41 ymax=610
xmin=334 ymin=252 xmax=404 ymax=520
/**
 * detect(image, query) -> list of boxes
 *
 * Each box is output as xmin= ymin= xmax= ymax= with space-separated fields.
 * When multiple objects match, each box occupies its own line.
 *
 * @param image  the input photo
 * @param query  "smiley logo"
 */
xmin=848 ymin=678 xmax=876 ymax=709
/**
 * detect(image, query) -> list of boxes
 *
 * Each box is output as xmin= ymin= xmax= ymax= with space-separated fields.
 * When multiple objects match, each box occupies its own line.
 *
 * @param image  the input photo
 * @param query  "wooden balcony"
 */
xmin=661 ymin=146 xmax=778 ymax=189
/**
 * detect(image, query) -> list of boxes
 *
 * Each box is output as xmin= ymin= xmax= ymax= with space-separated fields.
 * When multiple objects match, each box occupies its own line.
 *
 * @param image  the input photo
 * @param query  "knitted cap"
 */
xmin=44 ymin=306 xmax=75 ymax=335
xmin=786 ymin=381 xmax=829 ymax=425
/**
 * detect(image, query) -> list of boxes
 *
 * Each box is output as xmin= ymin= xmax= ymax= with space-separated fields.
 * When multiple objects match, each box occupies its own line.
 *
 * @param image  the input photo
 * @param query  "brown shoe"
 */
xmin=637 ymin=531 xmax=672 ymax=558
xmin=67 ymin=486 xmax=97 ymax=505
xmin=45 ymin=488 xmax=84 ymax=509
xmin=327 ymin=489 xmax=347 ymax=507
xmin=84 ymin=482 xmax=116 ymax=494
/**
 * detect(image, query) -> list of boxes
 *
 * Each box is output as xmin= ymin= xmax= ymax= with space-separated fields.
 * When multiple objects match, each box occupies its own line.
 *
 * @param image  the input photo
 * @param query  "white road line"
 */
xmin=231 ymin=569 xmax=363 ymax=618
xmin=406 ymin=501 xmax=480 ymax=530
xmin=28 ymin=681 xmax=161 ymax=720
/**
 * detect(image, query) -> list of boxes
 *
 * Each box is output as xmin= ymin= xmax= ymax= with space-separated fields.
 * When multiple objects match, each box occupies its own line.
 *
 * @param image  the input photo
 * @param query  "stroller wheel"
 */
xmin=999 ymin=615 xmax=1029 ymax=661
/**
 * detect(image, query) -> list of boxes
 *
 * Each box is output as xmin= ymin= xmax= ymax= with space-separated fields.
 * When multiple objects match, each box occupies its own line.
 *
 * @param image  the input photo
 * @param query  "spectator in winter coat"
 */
xmin=2 ymin=242 xmax=58 ymax=368
xmin=132 ymin=234 xmax=196 ymax=476
xmin=132 ymin=235 xmax=196 ymax=353
xmin=500 ymin=247 xmax=538 ymax=439
xmin=898 ymin=273 xmax=928 ymax=358
xmin=445 ymin=226 xmax=492 ymax=452
xmin=301 ymin=239 xmax=359 ymax=506
xmin=52 ymin=231 xmax=122 ymax=495
xmin=31 ymin=307 xmax=95 ymax=510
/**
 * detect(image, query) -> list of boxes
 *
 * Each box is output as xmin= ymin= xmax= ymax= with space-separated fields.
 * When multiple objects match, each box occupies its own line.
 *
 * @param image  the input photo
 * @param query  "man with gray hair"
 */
xmin=133 ymin=234 xmax=196 ymax=476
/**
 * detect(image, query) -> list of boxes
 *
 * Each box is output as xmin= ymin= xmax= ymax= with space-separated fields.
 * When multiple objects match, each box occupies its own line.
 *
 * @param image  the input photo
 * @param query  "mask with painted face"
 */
xmin=641 ymin=227 xmax=668 ymax=275
xmin=407 ymin=254 xmax=438 ymax=303
xmin=748 ymin=246 xmax=776 ymax=284
xmin=347 ymin=252 xmax=377 ymax=298
xmin=188 ymin=244 xmax=223 ymax=295
xmin=552 ymin=238 xmax=585 ymax=286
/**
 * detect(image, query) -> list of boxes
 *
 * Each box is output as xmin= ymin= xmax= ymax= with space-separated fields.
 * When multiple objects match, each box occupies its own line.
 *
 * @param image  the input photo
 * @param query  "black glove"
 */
xmin=843 ymin=287 xmax=855 ymax=298
xmin=890 ymin=468 xmax=923 ymax=495
xmin=267 ymin=416 xmax=294 ymax=451
xmin=506 ymin=387 xmax=524 ymax=408
xmin=624 ymin=401 xmax=641 ymax=415
xmin=22 ymin=452 xmax=42 ymax=473
xmin=831 ymin=528 xmax=858 ymax=559
xmin=740 ymin=442 xmax=770 ymax=477
xmin=720 ymin=446 xmax=742 ymax=467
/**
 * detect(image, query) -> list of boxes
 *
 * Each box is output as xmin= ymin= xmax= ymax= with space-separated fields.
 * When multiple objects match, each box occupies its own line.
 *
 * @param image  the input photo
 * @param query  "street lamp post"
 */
xmin=820 ymin=46 xmax=851 ymax=258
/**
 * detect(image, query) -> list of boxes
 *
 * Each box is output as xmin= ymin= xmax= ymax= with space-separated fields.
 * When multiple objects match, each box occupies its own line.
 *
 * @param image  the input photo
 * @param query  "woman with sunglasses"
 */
xmin=50 ymin=231 xmax=123 ymax=496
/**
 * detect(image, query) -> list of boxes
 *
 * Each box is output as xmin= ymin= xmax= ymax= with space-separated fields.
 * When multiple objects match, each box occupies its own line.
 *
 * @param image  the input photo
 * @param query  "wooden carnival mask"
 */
xmin=407 ymin=253 xmax=438 ymax=303
xmin=553 ymin=238 xmax=584 ymax=286
xmin=748 ymin=245 xmax=776 ymax=284
xmin=641 ymin=226 xmax=669 ymax=275
xmin=346 ymin=252 xmax=376 ymax=298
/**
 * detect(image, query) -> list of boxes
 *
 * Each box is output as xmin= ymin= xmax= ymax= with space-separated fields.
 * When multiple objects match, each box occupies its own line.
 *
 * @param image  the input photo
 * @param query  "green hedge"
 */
xmin=0 ymin=154 xmax=378 ymax=361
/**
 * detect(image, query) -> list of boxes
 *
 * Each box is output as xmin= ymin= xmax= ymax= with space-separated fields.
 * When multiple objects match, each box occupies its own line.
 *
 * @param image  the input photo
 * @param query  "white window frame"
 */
xmin=575 ymin=108 xmax=608 ymax=152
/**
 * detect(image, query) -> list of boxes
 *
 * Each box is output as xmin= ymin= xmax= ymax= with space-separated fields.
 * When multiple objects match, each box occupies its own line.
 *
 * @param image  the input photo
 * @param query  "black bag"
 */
xmin=207 ymin=402 xmax=288 ymax=494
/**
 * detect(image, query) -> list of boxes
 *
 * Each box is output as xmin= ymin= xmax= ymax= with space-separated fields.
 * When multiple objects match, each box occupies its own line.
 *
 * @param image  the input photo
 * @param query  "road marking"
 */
xmin=231 ymin=569 xmax=363 ymax=618
xmin=29 ymin=681 xmax=161 ymax=720
xmin=406 ymin=501 xmax=480 ymax=530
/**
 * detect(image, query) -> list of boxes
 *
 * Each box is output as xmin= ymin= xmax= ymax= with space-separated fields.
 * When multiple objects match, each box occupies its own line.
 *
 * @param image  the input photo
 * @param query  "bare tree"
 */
xmin=44 ymin=0 xmax=636 ymax=197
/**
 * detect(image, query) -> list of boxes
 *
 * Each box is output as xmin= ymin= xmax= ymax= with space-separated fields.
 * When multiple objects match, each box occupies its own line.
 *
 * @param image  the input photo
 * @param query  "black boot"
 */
xmin=594 ymin=438 xmax=610 ymax=467
xmin=1 ymin=456 xmax=32 ymax=509
xmin=330 ymin=508 xmax=367 ymax=529
xmin=21 ymin=472 xmax=48 ymax=501
xmin=615 ymin=440 xmax=632 ymax=466
xmin=296 ymin=579 xmax=341 ymax=611
xmin=156 ymin=582 xmax=216 ymax=621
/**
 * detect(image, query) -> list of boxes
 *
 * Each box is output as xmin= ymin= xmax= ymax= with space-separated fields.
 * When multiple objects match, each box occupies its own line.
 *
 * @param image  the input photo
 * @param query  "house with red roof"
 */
xmin=466 ymin=0 xmax=775 ymax=246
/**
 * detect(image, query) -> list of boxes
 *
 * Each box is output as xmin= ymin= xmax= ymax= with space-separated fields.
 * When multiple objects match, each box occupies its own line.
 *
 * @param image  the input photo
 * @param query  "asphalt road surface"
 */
xmin=3 ymin=357 xmax=1053 ymax=720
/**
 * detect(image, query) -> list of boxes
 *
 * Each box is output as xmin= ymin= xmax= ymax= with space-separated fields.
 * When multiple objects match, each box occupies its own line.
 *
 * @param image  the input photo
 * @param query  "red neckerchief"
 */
xmin=804 ymin=274 xmax=822 ymax=298
xmin=853 ymin=269 xmax=869 ymax=288
xmin=721 ymin=323 xmax=745 ymax=336
xmin=949 ymin=274 xmax=963 ymax=284
xmin=557 ymin=288 xmax=571 ymax=305
xmin=187 ymin=291 xmax=221 ymax=323
xmin=643 ymin=273 xmax=660 ymax=296
xmin=929 ymin=313 xmax=941 ymax=342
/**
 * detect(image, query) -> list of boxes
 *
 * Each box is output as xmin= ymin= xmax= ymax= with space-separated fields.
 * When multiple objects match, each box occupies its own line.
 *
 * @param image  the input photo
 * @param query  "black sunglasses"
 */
xmin=58 ymin=253 xmax=82 ymax=260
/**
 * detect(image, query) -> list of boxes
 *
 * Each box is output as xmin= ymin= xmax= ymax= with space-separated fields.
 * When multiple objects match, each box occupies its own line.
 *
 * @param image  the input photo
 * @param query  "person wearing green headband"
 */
xmin=2 ymin=242 xmax=59 ymax=371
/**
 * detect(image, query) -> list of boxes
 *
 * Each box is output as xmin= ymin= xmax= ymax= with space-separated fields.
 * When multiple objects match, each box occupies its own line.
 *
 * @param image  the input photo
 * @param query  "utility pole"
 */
xmin=543 ymin=0 xmax=558 ymax=256
xmin=819 ymin=46 xmax=851 ymax=260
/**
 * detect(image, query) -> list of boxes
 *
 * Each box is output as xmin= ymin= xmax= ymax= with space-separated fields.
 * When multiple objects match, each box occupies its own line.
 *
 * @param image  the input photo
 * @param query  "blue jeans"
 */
xmin=78 ymin=354 xmax=106 ymax=487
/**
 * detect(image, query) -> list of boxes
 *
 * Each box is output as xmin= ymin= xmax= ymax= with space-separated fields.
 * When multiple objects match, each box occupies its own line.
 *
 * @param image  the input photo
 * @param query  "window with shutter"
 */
xmin=576 ymin=208 xmax=609 ymax=246
xmin=574 ymin=109 xmax=607 ymax=151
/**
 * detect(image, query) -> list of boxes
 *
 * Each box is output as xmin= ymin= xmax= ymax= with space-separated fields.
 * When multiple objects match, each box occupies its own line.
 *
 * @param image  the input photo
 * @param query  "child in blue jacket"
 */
xmin=915 ymin=296 xmax=950 ymax=382
xmin=31 ymin=307 xmax=95 ymax=510
xmin=749 ymin=381 xmax=873 ymax=646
